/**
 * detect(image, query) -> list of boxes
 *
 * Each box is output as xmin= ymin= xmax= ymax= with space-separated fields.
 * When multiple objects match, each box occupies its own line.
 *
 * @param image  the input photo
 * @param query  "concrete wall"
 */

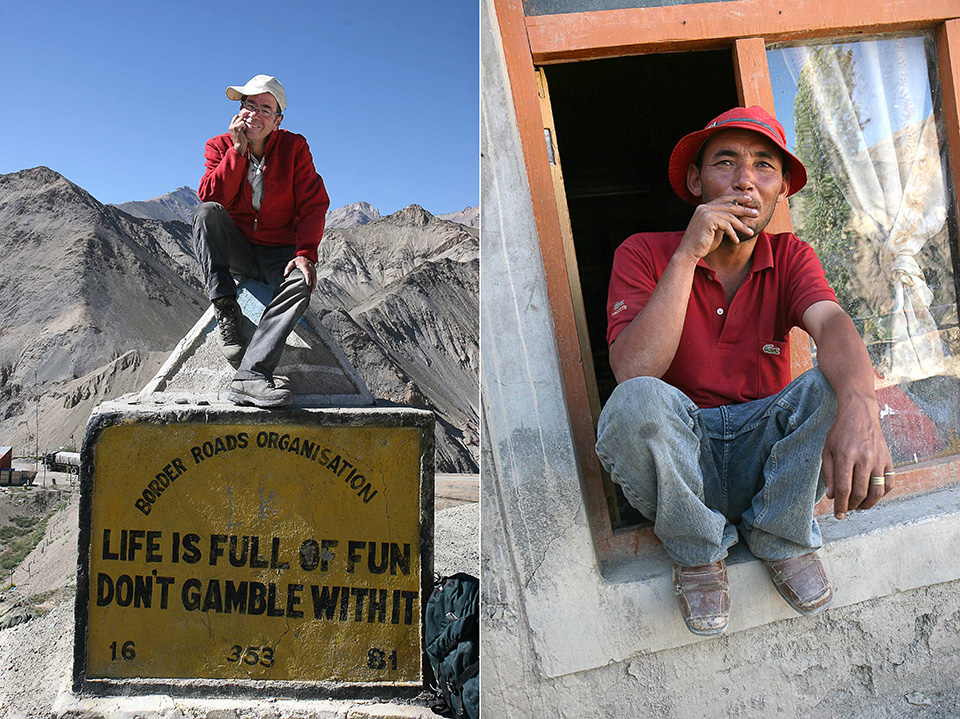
xmin=480 ymin=0 xmax=960 ymax=715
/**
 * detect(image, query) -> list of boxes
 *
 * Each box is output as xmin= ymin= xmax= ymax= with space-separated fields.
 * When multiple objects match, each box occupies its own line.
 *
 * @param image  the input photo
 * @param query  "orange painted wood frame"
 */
xmin=494 ymin=0 xmax=615 ymax=559
xmin=494 ymin=0 xmax=613 ymax=560
xmin=525 ymin=0 xmax=960 ymax=65
xmin=733 ymin=37 xmax=815 ymax=378
xmin=493 ymin=0 xmax=960 ymax=563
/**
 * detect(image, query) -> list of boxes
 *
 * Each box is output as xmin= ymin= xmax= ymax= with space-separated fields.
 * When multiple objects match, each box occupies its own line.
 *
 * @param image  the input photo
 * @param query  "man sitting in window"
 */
xmin=194 ymin=74 xmax=330 ymax=407
xmin=595 ymin=106 xmax=893 ymax=636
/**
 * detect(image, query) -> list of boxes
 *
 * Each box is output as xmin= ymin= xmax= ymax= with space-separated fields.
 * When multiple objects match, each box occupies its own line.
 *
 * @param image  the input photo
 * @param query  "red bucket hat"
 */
xmin=668 ymin=106 xmax=807 ymax=205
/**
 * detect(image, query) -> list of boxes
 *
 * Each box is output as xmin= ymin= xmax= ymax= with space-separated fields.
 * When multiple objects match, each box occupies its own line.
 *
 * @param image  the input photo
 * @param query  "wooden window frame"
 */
xmin=494 ymin=0 xmax=960 ymax=563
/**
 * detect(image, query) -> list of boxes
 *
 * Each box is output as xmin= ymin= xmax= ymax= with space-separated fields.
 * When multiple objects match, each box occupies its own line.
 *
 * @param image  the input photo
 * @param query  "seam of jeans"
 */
xmin=774 ymin=395 xmax=799 ymax=414
xmin=719 ymin=417 xmax=771 ymax=439
xmin=754 ymin=449 xmax=777 ymax=526
xmin=626 ymin=486 xmax=654 ymax=516
xmin=718 ymin=406 xmax=729 ymax=517
xmin=778 ymin=399 xmax=804 ymax=436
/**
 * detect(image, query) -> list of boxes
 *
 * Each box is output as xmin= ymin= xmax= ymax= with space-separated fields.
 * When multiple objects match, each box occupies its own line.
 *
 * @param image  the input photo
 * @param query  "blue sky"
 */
xmin=0 ymin=1 xmax=478 ymax=215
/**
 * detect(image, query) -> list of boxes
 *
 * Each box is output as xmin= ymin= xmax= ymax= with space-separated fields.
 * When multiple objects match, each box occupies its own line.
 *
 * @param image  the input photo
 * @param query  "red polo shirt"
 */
xmin=607 ymin=231 xmax=837 ymax=408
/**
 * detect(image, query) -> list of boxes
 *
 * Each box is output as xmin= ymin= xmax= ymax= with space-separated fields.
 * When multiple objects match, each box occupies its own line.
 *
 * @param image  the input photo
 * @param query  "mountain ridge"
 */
xmin=110 ymin=185 xmax=479 ymax=229
xmin=0 ymin=166 xmax=478 ymax=471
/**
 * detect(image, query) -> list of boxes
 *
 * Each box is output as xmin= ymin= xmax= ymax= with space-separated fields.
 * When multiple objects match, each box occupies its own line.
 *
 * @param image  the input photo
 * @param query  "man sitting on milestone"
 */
xmin=194 ymin=74 xmax=329 ymax=408
xmin=595 ymin=106 xmax=894 ymax=636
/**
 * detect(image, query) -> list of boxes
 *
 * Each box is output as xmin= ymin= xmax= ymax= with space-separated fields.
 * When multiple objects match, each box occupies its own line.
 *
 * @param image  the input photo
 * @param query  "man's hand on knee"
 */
xmin=284 ymin=255 xmax=316 ymax=291
xmin=822 ymin=398 xmax=894 ymax=520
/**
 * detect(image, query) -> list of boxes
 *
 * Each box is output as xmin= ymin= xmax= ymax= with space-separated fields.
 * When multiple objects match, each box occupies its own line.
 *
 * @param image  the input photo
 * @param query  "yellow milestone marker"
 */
xmin=82 ymin=419 xmax=426 ymax=685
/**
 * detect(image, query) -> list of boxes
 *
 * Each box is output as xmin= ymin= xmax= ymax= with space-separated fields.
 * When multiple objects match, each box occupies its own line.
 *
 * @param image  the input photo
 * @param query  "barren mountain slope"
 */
xmin=0 ymin=167 xmax=206 ymax=449
xmin=0 ymin=168 xmax=206 ymax=383
xmin=352 ymin=257 xmax=479 ymax=426
xmin=0 ymin=169 xmax=479 ymax=471
xmin=437 ymin=205 xmax=479 ymax=228
xmin=315 ymin=205 xmax=478 ymax=309
xmin=314 ymin=206 xmax=479 ymax=470
xmin=325 ymin=200 xmax=382 ymax=228
xmin=112 ymin=185 xmax=201 ymax=224
xmin=319 ymin=308 xmax=477 ymax=472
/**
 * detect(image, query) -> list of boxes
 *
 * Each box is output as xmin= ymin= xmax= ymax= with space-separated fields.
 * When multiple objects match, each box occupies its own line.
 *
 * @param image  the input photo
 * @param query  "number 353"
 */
xmin=226 ymin=645 xmax=275 ymax=668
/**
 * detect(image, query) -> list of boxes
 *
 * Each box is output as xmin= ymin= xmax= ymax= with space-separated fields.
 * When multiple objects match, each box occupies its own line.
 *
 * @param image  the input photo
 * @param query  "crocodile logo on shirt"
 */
xmin=612 ymin=300 xmax=626 ymax=316
xmin=762 ymin=344 xmax=781 ymax=355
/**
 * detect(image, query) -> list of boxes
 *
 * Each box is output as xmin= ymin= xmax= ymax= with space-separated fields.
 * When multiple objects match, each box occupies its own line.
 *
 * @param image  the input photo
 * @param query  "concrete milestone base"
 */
xmin=70 ymin=396 xmax=434 ymax=707
xmin=143 ymin=278 xmax=375 ymax=408
xmin=52 ymin=681 xmax=439 ymax=719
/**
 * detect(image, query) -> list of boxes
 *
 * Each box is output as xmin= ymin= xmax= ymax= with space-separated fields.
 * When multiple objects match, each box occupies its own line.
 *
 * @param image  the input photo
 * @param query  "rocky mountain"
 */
xmin=315 ymin=206 xmax=479 ymax=471
xmin=114 ymin=187 xmax=478 ymax=232
xmin=0 ymin=167 xmax=207 ymax=454
xmin=0 ymin=168 xmax=478 ymax=472
xmin=112 ymin=186 xmax=201 ymax=225
xmin=438 ymin=206 xmax=479 ymax=228
xmin=325 ymin=200 xmax=382 ymax=229
xmin=0 ymin=168 xmax=206 ymax=384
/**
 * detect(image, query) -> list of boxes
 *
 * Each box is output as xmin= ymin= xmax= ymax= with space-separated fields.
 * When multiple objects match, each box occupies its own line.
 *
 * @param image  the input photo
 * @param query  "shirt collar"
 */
xmin=751 ymin=231 xmax=774 ymax=273
xmin=695 ymin=230 xmax=774 ymax=276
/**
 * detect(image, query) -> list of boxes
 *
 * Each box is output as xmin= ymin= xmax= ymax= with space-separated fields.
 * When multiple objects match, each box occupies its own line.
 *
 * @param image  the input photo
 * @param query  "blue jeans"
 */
xmin=595 ymin=370 xmax=836 ymax=566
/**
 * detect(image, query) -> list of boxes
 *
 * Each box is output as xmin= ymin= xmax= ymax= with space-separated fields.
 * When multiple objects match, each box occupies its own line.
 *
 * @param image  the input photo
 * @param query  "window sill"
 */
xmin=600 ymin=452 xmax=960 ymax=563
xmin=535 ymin=483 xmax=960 ymax=679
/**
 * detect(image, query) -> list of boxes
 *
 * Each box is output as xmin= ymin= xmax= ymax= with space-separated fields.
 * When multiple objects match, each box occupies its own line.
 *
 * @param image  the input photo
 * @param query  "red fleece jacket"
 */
xmin=198 ymin=129 xmax=330 ymax=264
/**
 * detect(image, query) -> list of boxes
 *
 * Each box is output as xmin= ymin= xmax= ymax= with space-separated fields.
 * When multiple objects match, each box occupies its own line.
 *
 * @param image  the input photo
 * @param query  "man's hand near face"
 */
xmin=678 ymin=194 xmax=759 ymax=261
xmin=229 ymin=114 xmax=249 ymax=156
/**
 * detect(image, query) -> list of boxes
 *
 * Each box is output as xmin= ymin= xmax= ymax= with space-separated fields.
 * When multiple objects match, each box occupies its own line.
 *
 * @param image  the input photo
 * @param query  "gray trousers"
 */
xmin=192 ymin=202 xmax=311 ymax=381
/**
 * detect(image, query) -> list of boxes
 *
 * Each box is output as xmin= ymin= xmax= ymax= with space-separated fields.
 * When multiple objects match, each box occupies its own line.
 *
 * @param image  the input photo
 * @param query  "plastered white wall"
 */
xmin=480 ymin=0 xmax=960 ymax=715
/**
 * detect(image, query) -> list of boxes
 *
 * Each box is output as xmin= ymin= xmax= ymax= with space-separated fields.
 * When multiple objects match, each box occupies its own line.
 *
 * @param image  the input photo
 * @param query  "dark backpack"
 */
xmin=424 ymin=573 xmax=479 ymax=719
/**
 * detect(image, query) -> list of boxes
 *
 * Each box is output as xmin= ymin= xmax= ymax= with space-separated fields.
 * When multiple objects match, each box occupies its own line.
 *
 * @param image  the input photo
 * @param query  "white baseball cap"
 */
xmin=225 ymin=75 xmax=286 ymax=112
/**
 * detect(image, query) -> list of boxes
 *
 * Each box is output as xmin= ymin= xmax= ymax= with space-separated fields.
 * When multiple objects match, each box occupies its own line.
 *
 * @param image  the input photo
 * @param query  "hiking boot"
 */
xmin=212 ymin=296 xmax=246 ymax=367
xmin=227 ymin=378 xmax=292 ymax=408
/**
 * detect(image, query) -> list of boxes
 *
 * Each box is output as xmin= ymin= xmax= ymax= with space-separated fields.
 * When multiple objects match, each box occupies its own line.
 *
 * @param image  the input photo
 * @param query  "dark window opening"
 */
xmin=544 ymin=50 xmax=739 ymax=527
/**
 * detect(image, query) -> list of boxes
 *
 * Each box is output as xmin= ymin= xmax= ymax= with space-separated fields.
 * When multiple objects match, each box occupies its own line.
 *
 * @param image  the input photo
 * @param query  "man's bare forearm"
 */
xmin=609 ymin=251 xmax=699 ymax=382
xmin=804 ymin=300 xmax=893 ymax=517
xmin=809 ymin=308 xmax=877 ymax=408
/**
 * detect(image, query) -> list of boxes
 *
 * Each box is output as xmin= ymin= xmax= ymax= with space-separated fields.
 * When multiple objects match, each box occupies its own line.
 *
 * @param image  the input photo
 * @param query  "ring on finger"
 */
xmin=870 ymin=476 xmax=885 ymax=486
